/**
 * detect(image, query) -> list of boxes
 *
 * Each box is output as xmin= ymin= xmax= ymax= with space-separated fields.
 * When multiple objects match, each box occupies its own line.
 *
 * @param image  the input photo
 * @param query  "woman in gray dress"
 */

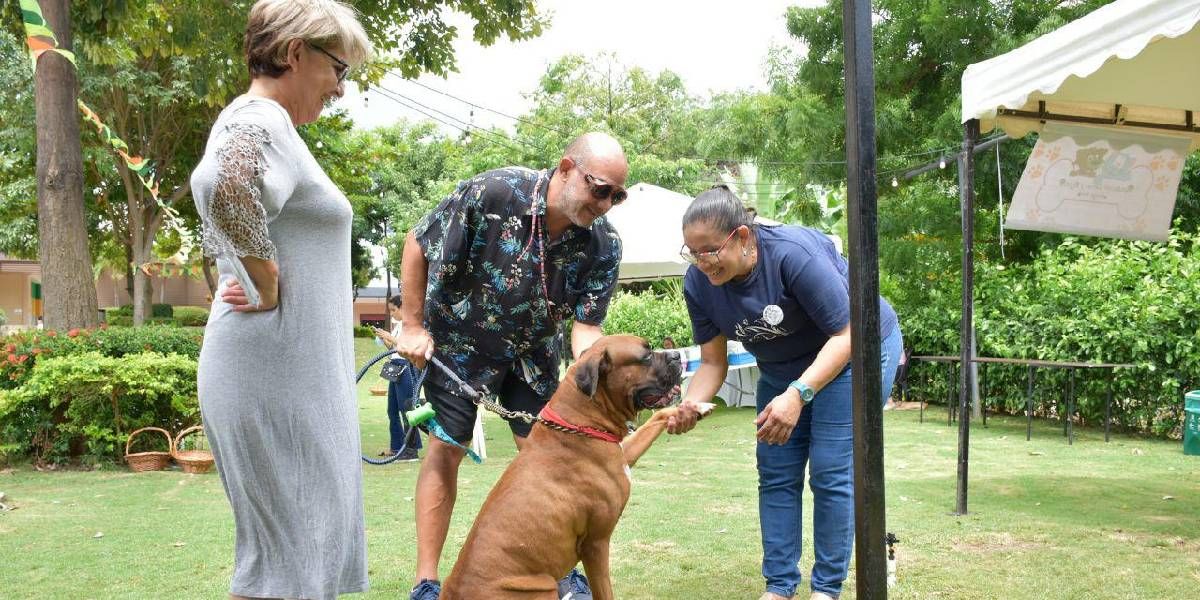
xmin=190 ymin=2 xmax=372 ymax=598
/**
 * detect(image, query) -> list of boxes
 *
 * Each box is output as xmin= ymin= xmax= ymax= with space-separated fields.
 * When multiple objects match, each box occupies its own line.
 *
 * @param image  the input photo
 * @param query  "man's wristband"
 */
xmin=788 ymin=380 xmax=815 ymax=402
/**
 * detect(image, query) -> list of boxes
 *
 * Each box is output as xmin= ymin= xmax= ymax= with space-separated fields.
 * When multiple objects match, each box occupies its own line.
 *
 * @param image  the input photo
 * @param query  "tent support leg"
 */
xmin=955 ymin=119 xmax=979 ymax=516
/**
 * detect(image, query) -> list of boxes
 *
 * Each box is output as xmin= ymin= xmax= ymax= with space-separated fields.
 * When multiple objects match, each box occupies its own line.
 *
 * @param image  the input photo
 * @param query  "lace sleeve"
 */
xmin=201 ymin=123 xmax=277 ymax=261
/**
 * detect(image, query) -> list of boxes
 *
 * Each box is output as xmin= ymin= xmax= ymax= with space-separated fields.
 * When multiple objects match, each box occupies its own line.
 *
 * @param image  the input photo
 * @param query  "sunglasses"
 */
xmin=680 ymin=228 xmax=740 ymax=266
xmin=577 ymin=167 xmax=628 ymax=205
xmin=307 ymin=42 xmax=349 ymax=83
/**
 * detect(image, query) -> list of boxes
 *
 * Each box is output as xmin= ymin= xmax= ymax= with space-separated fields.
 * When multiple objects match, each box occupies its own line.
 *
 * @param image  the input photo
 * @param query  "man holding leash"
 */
xmin=395 ymin=132 xmax=629 ymax=600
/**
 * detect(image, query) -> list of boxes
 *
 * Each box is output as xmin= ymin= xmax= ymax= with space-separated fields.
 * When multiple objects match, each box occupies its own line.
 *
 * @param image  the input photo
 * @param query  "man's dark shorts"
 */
xmin=423 ymin=369 xmax=555 ymax=443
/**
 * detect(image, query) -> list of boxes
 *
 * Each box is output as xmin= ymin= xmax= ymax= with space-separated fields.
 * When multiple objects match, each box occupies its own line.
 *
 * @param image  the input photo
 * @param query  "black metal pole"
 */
xmin=955 ymin=120 xmax=979 ymax=516
xmin=843 ymin=0 xmax=886 ymax=596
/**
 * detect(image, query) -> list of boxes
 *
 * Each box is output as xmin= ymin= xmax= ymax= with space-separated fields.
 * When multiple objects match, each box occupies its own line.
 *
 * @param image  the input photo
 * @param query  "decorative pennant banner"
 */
xmin=20 ymin=0 xmax=193 ymax=255
xmin=76 ymin=101 xmax=162 ymax=199
xmin=20 ymin=0 xmax=75 ymax=69
xmin=140 ymin=261 xmax=203 ymax=279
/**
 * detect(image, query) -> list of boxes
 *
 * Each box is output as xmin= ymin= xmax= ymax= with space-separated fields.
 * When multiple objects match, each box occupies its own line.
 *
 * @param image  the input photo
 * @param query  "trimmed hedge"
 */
xmin=173 ymin=306 xmax=210 ymax=327
xmin=896 ymin=231 xmax=1200 ymax=438
xmin=0 ymin=352 xmax=198 ymax=463
xmin=1 ymin=325 xmax=202 ymax=390
xmin=603 ymin=289 xmax=694 ymax=348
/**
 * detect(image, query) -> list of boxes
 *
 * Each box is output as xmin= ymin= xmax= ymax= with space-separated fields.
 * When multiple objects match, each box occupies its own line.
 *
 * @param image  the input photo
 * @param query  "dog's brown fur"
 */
xmin=440 ymin=335 xmax=709 ymax=599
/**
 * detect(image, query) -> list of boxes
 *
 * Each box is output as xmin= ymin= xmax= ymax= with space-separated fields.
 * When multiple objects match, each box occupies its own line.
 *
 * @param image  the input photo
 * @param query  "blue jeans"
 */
xmin=756 ymin=327 xmax=903 ymax=598
xmin=386 ymin=358 xmax=422 ymax=453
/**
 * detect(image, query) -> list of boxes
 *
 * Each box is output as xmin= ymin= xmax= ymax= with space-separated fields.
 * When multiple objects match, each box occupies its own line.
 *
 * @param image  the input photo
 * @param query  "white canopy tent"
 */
xmin=605 ymin=182 xmax=804 ymax=282
xmin=603 ymin=182 xmax=692 ymax=282
xmin=962 ymin=0 xmax=1200 ymax=149
xmin=950 ymin=0 xmax=1200 ymax=514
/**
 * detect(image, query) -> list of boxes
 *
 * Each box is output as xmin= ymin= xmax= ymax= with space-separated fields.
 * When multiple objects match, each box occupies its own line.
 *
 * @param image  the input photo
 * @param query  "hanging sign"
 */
xmin=1006 ymin=122 xmax=1189 ymax=242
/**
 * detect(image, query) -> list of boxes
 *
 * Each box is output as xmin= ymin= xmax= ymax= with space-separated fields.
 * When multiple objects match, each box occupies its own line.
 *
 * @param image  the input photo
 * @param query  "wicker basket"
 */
xmin=125 ymin=427 xmax=172 ymax=472
xmin=172 ymin=425 xmax=215 ymax=474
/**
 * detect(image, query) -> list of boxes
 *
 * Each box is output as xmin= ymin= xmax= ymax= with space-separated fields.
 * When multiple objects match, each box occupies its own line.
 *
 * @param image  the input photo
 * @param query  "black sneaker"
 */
xmin=557 ymin=568 xmax=592 ymax=599
xmin=409 ymin=578 xmax=440 ymax=600
xmin=396 ymin=447 xmax=420 ymax=462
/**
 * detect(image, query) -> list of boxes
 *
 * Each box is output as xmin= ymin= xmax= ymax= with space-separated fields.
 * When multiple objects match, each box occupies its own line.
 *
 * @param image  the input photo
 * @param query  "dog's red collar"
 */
xmin=538 ymin=405 xmax=622 ymax=443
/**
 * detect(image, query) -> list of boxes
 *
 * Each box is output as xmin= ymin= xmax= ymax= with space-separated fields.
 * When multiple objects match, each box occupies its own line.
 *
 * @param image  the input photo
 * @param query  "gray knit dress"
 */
xmin=191 ymin=95 xmax=367 ymax=599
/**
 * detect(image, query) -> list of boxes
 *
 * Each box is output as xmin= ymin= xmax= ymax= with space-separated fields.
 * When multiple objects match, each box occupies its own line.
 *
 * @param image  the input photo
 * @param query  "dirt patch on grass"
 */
xmin=952 ymin=531 xmax=1045 ymax=553
xmin=1106 ymin=529 xmax=1200 ymax=552
xmin=628 ymin=540 xmax=678 ymax=553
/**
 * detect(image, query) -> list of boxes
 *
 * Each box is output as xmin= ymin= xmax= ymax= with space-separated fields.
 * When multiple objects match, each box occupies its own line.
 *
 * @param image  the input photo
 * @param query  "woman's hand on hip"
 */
xmin=755 ymin=389 xmax=804 ymax=445
xmin=222 ymin=279 xmax=278 ymax=312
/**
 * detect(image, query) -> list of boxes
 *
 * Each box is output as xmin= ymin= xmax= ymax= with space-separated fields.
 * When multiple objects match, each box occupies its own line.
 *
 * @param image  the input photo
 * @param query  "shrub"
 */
xmin=897 ymin=231 xmax=1200 ymax=438
xmin=603 ymin=288 xmax=693 ymax=348
xmin=107 ymin=304 xmax=133 ymax=317
xmin=0 ymin=352 xmax=198 ymax=464
xmin=174 ymin=306 xmax=210 ymax=327
xmin=0 ymin=308 xmax=7 ymax=327
xmin=105 ymin=304 xmax=175 ymax=321
xmin=354 ymin=324 xmax=376 ymax=338
xmin=1 ymin=325 xmax=203 ymax=390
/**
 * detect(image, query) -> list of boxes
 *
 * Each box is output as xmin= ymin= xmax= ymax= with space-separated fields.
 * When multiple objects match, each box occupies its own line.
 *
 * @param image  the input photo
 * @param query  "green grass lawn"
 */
xmin=1 ymin=338 xmax=1197 ymax=598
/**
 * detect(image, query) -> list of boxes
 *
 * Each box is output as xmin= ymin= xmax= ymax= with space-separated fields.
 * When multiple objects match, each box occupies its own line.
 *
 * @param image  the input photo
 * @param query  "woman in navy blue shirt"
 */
xmin=671 ymin=186 xmax=903 ymax=600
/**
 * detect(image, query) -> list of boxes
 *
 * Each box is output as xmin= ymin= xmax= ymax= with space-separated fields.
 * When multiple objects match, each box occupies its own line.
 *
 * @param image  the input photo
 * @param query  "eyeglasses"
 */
xmin=680 ymin=228 xmax=739 ymax=265
xmin=307 ymin=42 xmax=349 ymax=83
xmin=577 ymin=167 xmax=628 ymax=206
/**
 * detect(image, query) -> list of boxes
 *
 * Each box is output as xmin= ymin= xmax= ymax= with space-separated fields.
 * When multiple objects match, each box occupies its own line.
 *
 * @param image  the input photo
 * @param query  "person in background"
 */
xmin=374 ymin=293 xmax=422 ymax=461
xmin=668 ymin=185 xmax=903 ymax=600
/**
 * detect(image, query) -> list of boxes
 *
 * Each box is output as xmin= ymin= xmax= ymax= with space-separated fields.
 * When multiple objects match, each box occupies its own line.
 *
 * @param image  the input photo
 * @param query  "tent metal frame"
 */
xmin=997 ymin=101 xmax=1197 ymax=134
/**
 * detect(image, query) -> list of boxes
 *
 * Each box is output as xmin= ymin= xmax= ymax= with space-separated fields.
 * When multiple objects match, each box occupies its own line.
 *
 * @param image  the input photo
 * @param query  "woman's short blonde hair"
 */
xmin=245 ymin=0 xmax=373 ymax=79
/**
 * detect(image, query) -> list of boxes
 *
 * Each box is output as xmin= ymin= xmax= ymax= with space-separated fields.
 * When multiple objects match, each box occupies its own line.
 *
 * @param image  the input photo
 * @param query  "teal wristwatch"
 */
xmin=788 ymin=380 xmax=815 ymax=402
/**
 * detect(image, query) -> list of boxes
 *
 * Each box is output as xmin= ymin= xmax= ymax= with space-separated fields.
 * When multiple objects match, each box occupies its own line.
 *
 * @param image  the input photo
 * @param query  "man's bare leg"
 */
xmin=414 ymin=436 xmax=467 ymax=584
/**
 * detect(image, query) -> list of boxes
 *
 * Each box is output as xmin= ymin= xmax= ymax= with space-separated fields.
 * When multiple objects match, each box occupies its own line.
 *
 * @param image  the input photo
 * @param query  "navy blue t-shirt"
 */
xmin=683 ymin=225 xmax=899 ymax=382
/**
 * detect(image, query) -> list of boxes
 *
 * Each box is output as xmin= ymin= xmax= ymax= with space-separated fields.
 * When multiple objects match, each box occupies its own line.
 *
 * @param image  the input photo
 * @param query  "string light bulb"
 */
xmin=891 ymin=177 xmax=899 ymax=188
xmin=939 ymin=156 xmax=947 ymax=169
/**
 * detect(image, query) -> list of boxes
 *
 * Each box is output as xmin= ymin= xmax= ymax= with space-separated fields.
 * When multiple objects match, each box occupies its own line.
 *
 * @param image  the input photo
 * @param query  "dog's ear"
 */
xmin=573 ymin=349 xmax=611 ymax=397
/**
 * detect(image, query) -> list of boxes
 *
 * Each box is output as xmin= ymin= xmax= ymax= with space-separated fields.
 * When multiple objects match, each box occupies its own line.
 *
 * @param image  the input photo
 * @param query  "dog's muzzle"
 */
xmin=634 ymin=351 xmax=683 ymax=410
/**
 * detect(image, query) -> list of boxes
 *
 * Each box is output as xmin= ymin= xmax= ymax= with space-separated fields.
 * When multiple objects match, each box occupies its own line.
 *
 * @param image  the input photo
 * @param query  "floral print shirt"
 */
xmin=413 ymin=167 xmax=622 ymax=398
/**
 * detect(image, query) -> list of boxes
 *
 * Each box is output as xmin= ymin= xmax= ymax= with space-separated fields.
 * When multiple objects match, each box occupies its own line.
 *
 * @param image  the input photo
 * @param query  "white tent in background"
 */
xmin=604 ymin=182 xmax=692 ymax=282
xmin=605 ymin=182 xmax=808 ymax=282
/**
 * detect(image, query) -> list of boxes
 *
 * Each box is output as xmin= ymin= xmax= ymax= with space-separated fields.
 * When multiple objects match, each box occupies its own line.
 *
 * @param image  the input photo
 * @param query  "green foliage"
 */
xmin=0 ymin=352 xmax=198 ymax=464
xmin=603 ymin=288 xmax=693 ymax=349
xmin=354 ymin=324 xmax=376 ymax=338
xmin=150 ymin=303 xmax=173 ymax=318
xmin=0 ymin=308 xmax=6 ymax=327
xmin=0 ymin=31 xmax=37 ymax=258
xmin=901 ymin=231 xmax=1200 ymax=437
xmin=1 ymin=325 xmax=202 ymax=390
xmin=173 ymin=306 xmax=209 ymax=327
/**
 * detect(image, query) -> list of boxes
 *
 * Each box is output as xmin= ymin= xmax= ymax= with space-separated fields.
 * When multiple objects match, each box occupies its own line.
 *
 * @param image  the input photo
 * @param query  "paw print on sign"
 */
xmin=1028 ymin=164 xmax=1045 ymax=179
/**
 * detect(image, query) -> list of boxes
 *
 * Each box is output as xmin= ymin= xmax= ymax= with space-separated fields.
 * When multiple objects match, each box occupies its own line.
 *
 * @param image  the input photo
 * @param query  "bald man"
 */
xmin=397 ymin=132 xmax=629 ymax=600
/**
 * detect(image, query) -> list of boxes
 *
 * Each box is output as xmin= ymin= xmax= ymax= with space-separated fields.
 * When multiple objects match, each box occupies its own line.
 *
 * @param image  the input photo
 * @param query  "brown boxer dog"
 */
xmin=441 ymin=335 xmax=713 ymax=600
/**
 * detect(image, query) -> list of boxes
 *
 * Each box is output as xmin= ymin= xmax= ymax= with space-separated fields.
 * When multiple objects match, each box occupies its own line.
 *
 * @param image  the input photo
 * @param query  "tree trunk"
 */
xmin=201 ymin=256 xmax=217 ymax=297
xmin=131 ymin=236 xmax=154 ymax=325
xmin=123 ymin=240 xmax=135 ymax=303
xmin=34 ymin=0 xmax=98 ymax=330
xmin=125 ymin=185 xmax=155 ymax=325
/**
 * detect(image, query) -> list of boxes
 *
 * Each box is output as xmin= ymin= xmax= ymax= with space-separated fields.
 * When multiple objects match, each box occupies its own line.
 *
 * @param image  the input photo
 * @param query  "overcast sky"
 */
xmin=342 ymin=0 xmax=823 ymax=134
